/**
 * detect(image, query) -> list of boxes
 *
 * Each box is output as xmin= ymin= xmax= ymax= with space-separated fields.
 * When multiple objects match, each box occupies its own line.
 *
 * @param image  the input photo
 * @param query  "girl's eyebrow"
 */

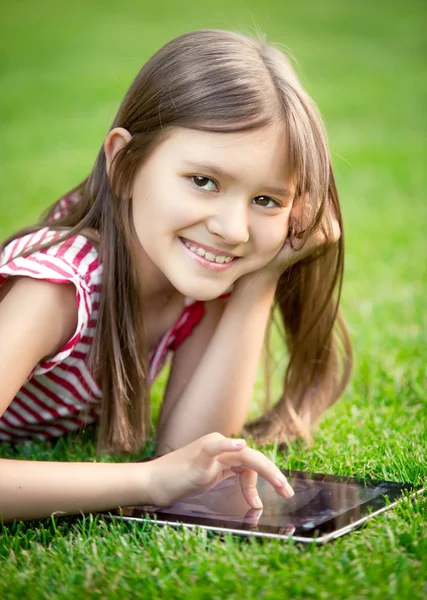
xmin=181 ymin=160 xmax=293 ymax=199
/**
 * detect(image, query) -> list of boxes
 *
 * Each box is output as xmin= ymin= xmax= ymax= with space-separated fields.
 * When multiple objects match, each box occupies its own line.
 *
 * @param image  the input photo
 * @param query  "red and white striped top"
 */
xmin=0 ymin=227 xmax=205 ymax=443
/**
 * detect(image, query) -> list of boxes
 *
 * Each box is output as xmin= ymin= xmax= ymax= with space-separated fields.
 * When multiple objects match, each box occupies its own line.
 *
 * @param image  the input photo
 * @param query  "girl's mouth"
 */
xmin=179 ymin=237 xmax=239 ymax=271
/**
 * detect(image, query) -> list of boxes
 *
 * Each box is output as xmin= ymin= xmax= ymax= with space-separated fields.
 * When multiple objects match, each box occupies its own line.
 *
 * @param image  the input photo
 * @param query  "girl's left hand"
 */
xmin=236 ymin=194 xmax=341 ymax=289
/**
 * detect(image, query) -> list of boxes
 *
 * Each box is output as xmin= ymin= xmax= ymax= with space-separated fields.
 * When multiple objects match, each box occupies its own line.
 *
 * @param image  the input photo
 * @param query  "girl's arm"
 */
xmin=156 ymin=274 xmax=276 ymax=455
xmin=0 ymin=277 xmax=150 ymax=521
xmin=0 ymin=458 xmax=153 ymax=523
xmin=0 ymin=277 xmax=293 ymax=522
xmin=1 ymin=433 xmax=293 ymax=522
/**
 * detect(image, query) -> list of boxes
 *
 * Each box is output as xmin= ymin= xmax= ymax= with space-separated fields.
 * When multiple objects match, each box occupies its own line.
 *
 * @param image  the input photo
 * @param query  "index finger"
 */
xmin=218 ymin=447 xmax=294 ymax=499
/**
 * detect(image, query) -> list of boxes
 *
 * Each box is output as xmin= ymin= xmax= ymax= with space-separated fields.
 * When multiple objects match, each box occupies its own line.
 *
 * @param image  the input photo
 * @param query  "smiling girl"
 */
xmin=0 ymin=30 xmax=351 ymax=522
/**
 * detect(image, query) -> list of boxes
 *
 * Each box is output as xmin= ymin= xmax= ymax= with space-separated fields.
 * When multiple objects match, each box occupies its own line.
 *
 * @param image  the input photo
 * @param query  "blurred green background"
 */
xmin=1 ymin=0 xmax=425 ymax=358
xmin=0 ymin=0 xmax=426 ymax=597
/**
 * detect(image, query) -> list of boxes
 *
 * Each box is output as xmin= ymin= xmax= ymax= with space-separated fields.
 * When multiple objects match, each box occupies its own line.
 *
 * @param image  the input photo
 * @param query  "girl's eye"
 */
xmin=252 ymin=196 xmax=280 ymax=208
xmin=190 ymin=176 xmax=218 ymax=192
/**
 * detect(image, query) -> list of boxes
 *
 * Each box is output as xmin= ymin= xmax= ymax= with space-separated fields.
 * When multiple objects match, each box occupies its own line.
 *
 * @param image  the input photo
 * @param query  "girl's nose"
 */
xmin=206 ymin=197 xmax=250 ymax=245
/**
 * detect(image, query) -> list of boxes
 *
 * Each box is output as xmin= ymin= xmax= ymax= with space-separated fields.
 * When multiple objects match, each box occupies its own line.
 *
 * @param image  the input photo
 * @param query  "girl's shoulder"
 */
xmin=1 ymin=227 xmax=102 ymax=289
xmin=0 ymin=228 xmax=103 ymax=382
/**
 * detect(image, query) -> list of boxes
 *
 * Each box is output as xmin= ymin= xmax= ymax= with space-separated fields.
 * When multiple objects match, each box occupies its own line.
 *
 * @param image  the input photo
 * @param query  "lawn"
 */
xmin=0 ymin=0 xmax=426 ymax=598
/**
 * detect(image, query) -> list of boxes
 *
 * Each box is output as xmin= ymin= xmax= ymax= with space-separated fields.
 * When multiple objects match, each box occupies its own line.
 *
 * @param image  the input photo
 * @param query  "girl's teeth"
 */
xmin=183 ymin=239 xmax=234 ymax=263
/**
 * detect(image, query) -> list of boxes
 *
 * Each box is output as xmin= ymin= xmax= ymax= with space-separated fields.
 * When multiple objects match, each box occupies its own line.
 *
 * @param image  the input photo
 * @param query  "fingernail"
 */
xmin=285 ymin=484 xmax=295 ymax=498
xmin=276 ymin=471 xmax=295 ymax=497
xmin=232 ymin=439 xmax=245 ymax=448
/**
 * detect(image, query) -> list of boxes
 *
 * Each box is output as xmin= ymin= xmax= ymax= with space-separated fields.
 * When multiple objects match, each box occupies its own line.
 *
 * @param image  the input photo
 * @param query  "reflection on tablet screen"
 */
xmin=138 ymin=474 xmax=390 ymax=532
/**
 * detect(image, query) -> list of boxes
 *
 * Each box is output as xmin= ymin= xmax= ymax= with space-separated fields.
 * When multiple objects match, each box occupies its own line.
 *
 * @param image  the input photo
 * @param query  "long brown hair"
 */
xmin=2 ymin=30 xmax=352 ymax=452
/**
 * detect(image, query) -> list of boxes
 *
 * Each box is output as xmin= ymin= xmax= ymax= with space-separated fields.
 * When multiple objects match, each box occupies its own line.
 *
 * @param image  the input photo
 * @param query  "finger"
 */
xmin=286 ymin=225 xmax=338 ymax=266
xmin=194 ymin=433 xmax=247 ymax=471
xmin=289 ymin=191 xmax=310 ymax=222
xmin=218 ymin=448 xmax=294 ymax=499
xmin=288 ymin=193 xmax=340 ymax=256
xmin=239 ymin=468 xmax=262 ymax=510
xmin=277 ymin=226 xmax=329 ymax=271
xmin=231 ymin=466 xmax=244 ymax=474
xmin=329 ymin=212 xmax=341 ymax=243
xmin=220 ymin=468 xmax=240 ymax=481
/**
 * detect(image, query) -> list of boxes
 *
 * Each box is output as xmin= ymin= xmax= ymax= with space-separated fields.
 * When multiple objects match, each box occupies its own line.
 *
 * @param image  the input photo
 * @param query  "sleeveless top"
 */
xmin=0 ymin=220 xmax=205 ymax=443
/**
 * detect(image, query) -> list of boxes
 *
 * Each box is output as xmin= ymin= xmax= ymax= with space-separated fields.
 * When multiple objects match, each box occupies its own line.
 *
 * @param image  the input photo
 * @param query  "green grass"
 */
xmin=1 ymin=0 xmax=426 ymax=597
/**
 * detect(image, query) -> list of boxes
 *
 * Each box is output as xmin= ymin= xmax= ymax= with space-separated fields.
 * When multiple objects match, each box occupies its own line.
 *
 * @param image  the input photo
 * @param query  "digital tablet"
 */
xmin=103 ymin=470 xmax=425 ymax=544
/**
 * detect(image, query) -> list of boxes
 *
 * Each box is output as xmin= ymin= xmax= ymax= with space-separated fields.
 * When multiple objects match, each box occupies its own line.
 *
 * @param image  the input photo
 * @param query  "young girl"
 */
xmin=0 ymin=30 xmax=351 ymax=523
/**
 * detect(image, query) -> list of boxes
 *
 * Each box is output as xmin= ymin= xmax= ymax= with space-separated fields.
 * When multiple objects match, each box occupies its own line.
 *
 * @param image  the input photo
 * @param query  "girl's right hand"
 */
xmin=145 ymin=432 xmax=294 ymax=509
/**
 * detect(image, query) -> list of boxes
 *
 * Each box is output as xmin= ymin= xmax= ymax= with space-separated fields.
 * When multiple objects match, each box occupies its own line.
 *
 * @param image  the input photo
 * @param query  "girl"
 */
xmin=0 ymin=30 xmax=351 ymax=523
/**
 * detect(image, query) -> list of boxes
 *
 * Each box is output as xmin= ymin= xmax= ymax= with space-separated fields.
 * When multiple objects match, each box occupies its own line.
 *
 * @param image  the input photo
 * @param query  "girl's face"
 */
xmin=130 ymin=124 xmax=295 ymax=301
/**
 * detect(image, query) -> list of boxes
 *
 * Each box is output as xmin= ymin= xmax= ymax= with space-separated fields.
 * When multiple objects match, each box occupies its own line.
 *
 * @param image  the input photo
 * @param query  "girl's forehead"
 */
xmin=155 ymin=125 xmax=293 ymax=181
xmin=163 ymin=124 xmax=285 ymax=149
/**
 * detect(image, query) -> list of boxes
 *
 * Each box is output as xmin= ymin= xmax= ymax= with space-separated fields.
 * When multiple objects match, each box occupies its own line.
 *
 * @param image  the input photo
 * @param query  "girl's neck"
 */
xmin=133 ymin=239 xmax=184 ymax=312
xmin=142 ymin=289 xmax=186 ymax=351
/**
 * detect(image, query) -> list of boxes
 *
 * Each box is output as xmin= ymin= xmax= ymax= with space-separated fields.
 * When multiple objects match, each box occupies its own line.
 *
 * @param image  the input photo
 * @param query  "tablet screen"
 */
xmin=110 ymin=470 xmax=418 ymax=541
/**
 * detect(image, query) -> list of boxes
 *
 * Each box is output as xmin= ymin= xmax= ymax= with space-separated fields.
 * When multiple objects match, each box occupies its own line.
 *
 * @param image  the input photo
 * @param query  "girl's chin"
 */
xmin=169 ymin=268 xmax=240 ymax=301
xmin=173 ymin=282 xmax=234 ymax=302
xmin=182 ymin=290 xmax=229 ymax=302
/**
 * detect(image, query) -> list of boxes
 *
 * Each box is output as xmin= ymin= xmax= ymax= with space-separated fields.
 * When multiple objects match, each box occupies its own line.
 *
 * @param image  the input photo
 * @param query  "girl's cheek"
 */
xmin=267 ymin=226 xmax=289 ymax=255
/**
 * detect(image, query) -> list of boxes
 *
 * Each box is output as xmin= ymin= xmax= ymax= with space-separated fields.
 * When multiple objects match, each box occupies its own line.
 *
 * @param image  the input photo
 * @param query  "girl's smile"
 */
xmin=125 ymin=124 xmax=295 ymax=301
xmin=179 ymin=237 xmax=239 ymax=270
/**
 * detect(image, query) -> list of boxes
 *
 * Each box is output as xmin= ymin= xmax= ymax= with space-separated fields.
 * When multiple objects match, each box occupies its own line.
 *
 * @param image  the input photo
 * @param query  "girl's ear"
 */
xmin=104 ymin=127 xmax=133 ymax=175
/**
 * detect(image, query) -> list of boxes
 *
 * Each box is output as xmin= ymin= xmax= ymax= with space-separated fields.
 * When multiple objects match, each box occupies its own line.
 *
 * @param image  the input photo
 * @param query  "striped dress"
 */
xmin=0 ymin=227 xmax=205 ymax=443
